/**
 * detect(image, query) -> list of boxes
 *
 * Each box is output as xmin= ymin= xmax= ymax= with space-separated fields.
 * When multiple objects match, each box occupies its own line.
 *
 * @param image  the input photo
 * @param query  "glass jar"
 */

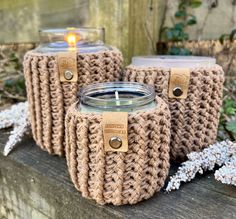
xmin=79 ymin=82 xmax=156 ymax=113
xmin=132 ymin=55 xmax=216 ymax=68
xmin=35 ymin=27 xmax=111 ymax=53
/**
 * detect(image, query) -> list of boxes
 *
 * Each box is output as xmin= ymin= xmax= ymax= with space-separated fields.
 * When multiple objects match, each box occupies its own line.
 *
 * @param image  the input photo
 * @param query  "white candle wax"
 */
xmin=132 ymin=55 xmax=216 ymax=68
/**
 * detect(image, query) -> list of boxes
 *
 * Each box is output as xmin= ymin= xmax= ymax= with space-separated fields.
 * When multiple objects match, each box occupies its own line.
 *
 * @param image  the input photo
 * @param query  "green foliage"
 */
xmin=4 ymin=76 xmax=26 ymax=97
xmin=219 ymin=29 xmax=236 ymax=44
xmin=169 ymin=46 xmax=191 ymax=55
xmin=0 ymin=52 xmax=26 ymax=105
xmin=161 ymin=0 xmax=202 ymax=55
xmin=226 ymin=121 xmax=236 ymax=140
xmin=218 ymin=79 xmax=236 ymax=141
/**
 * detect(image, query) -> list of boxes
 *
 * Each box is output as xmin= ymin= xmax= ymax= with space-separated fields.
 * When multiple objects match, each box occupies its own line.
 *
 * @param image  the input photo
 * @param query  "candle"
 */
xmin=132 ymin=55 xmax=216 ymax=68
xmin=79 ymin=82 xmax=156 ymax=113
xmin=124 ymin=55 xmax=224 ymax=162
xmin=24 ymin=27 xmax=123 ymax=156
xmin=65 ymin=82 xmax=171 ymax=205
xmin=35 ymin=27 xmax=111 ymax=53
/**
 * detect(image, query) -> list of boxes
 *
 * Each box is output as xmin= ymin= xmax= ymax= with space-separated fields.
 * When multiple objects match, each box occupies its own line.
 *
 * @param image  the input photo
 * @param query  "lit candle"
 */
xmin=79 ymin=82 xmax=156 ymax=113
xmin=131 ymin=55 xmax=216 ymax=68
xmin=36 ymin=27 xmax=111 ymax=53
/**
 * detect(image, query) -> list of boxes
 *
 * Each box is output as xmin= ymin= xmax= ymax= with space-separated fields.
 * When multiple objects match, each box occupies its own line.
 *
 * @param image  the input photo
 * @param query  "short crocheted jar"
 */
xmin=65 ymin=82 xmax=171 ymax=205
xmin=23 ymin=28 xmax=123 ymax=156
xmin=123 ymin=56 xmax=224 ymax=162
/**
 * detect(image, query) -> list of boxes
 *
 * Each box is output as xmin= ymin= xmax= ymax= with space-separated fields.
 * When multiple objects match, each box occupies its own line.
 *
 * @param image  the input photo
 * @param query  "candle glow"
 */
xmin=65 ymin=29 xmax=80 ymax=48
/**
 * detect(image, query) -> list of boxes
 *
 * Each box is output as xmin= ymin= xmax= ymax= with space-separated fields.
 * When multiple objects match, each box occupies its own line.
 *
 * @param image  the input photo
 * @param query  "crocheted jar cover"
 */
xmin=65 ymin=96 xmax=170 ymax=205
xmin=23 ymin=48 xmax=123 ymax=156
xmin=123 ymin=65 xmax=224 ymax=162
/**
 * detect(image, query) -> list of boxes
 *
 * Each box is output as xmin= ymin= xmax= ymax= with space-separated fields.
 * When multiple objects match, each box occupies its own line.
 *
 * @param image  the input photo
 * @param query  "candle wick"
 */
xmin=115 ymin=91 xmax=120 ymax=106
xmin=115 ymin=91 xmax=119 ymax=100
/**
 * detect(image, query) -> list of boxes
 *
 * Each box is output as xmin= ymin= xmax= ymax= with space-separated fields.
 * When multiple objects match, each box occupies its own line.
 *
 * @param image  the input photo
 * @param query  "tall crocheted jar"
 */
xmin=65 ymin=82 xmax=171 ymax=205
xmin=123 ymin=56 xmax=224 ymax=162
xmin=23 ymin=28 xmax=123 ymax=156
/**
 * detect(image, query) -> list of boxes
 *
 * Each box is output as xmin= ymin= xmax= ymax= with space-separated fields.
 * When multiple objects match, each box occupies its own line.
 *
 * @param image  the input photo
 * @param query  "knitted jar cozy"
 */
xmin=23 ymin=48 xmax=123 ymax=156
xmin=65 ymin=96 xmax=171 ymax=205
xmin=123 ymin=65 xmax=224 ymax=162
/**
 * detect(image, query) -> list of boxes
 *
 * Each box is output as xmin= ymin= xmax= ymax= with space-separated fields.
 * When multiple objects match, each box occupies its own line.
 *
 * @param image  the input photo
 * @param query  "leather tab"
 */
xmin=169 ymin=68 xmax=190 ymax=99
xmin=102 ymin=112 xmax=128 ymax=152
xmin=58 ymin=52 xmax=78 ymax=82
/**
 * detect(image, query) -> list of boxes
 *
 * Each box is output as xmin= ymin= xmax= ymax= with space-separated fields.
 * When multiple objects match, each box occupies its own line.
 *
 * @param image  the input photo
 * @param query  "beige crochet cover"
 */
xmin=23 ymin=48 xmax=123 ymax=156
xmin=65 ymin=96 xmax=171 ymax=205
xmin=123 ymin=65 xmax=224 ymax=162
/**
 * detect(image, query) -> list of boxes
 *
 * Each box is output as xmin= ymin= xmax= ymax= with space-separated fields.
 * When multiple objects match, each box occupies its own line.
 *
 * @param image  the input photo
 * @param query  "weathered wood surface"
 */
xmin=0 ymin=129 xmax=236 ymax=219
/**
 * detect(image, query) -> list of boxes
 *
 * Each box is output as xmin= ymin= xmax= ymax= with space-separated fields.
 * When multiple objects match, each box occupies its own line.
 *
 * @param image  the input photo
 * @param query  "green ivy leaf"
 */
xmin=175 ymin=10 xmax=187 ymax=18
xmin=229 ymin=29 xmax=236 ymax=42
xmin=219 ymin=34 xmax=229 ymax=44
xmin=174 ymin=22 xmax=185 ymax=30
xmin=190 ymin=0 xmax=202 ymax=8
xmin=226 ymin=121 xmax=236 ymax=140
xmin=169 ymin=47 xmax=181 ymax=55
xmin=223 ymin=98 xmax=236 ymax=115
xmin=187 ymin=17 xmax=197 ymax=25
xmin=9 ymin=53 xmax=19 ymax=62
xmin=172 ymin=29 xmax=182 ymax=41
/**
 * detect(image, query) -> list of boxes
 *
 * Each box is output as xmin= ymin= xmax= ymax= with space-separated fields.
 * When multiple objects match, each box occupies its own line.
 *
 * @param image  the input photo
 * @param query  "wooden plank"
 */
xmin=0 ymin=129 xmax=236 ymax=219
xmin=87 ymin=0 xmax=130 ymax=64
xmin=87 ymin=0 xmax=165 ymax=64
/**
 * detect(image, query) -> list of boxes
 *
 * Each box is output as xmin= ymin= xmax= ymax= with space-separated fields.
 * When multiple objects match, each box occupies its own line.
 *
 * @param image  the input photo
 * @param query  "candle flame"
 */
xmin=65 ymin=29 xmax=80 ymax=48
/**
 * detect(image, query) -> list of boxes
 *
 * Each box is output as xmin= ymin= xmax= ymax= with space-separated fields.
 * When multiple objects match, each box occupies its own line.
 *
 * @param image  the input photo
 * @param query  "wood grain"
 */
xmin=0 ymin=129 xmax=235 ymax=219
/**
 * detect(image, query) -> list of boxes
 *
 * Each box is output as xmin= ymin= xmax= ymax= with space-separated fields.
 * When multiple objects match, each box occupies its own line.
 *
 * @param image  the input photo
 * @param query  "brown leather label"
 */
xmin=102 ymin=112 xmax=128 ymax=152
xmin=57 ymin=52 xmax=78 ymax=82
xmin=169 ymin=68 xmax=190 ymax=99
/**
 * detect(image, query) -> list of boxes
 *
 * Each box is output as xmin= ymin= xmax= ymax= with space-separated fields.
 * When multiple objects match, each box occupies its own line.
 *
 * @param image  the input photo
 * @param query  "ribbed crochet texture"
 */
xmin=123 ymin=65 xmax=224 ymax=162
xmin=23 ymin=48 xmax=123 ymax=156
xmin=65 ymin=96 xmax=171 ymax=205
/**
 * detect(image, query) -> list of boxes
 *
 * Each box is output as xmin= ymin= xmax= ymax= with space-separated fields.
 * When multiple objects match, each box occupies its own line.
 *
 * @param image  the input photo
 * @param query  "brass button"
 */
xmin=173 ymin=87 xmax=183 ymax=97
xmin=109 ymin=136 xmax=122 ymax=149
xmin=64 ymin=70 xmax=73 ymax=80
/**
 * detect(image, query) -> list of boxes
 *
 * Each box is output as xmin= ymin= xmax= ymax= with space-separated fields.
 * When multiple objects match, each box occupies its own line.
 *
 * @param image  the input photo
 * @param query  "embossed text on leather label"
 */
xmin=102 ymin=112 xmax=128 ymax=152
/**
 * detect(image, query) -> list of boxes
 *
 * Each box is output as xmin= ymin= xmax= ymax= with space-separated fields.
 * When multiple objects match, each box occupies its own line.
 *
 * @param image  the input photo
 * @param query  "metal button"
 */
xmin=64 ymin=70 xmax=73 ymax=80
xmin=173 ymin=87 xmax=183 ymax=97
xmin=109 ymin=136 xmax=122 ymax=149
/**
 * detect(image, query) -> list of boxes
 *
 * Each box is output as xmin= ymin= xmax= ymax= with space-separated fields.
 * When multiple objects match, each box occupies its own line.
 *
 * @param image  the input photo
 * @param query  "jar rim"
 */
xmin=79 ymin=82 xmax=156 ymax=110
xmin=132 ymin=55 xmax=216 ymax=68
xmin=37 ymin=27 xmax=106 ymax=53
xmin=39 ymin=27 xmax=105 ymax=33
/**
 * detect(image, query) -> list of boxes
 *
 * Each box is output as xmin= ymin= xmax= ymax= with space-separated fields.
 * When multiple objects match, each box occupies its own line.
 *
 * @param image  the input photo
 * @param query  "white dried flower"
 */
xmin=215 ymin=155 xmax=236 ymax=186
xmin=166 ymin=141 xmax=236 ymax=192
xmin=0 ymin=101 xmax=31 ymax=156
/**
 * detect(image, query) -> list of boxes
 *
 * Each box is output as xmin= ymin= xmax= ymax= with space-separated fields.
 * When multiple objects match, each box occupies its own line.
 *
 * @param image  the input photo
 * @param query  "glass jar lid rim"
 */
xmin=79 ymin=82 xmax=156 ymax=109
xmin=132 ymin=55 xmax=216 ymax=62
xmin=39 ymin=27 xmax=105 ymax=33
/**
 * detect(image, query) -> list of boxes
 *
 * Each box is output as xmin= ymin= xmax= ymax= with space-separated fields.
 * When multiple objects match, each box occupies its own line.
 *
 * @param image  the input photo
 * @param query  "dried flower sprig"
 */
xmin=166 ymin=141 xmax=236 ymax=191
xmin=215 ymin=155 xmax=236 ymax=186
xmin=0 ymin=101 xmax=30 ymax=156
